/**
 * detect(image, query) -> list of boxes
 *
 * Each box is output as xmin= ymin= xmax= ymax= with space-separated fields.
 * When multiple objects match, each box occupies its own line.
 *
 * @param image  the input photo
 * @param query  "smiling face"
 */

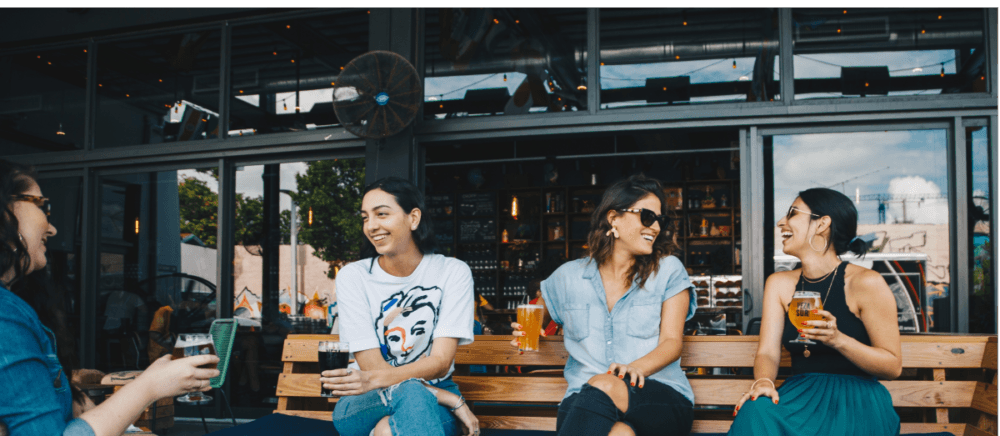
xmin=776 ymin=197 xmax=828 ymax=256
xmin=9 ymin=179 xmax=57 ymax=275
xmin=361 ymin=188 xmax=420 ymax=257
xmin=608 ymin=193 xmax=662 ymax=257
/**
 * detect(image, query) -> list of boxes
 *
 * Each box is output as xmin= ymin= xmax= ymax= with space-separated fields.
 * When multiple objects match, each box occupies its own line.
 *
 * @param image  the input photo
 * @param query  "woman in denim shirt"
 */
xmin=0 ymin=159 xmax=220 ymax=436
xmin=513 ymin=174 xmax=697 ymax=436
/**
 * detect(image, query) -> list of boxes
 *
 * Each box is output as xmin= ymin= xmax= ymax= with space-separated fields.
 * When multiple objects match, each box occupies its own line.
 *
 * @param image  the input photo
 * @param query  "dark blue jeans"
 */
xmin=556 ymin=379 xmax=693 ymax=436
xmin=332 ymin=378 xmax=462 ymax=436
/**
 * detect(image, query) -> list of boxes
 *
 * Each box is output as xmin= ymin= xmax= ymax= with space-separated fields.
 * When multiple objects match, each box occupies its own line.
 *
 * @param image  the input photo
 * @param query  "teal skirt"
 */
xmin=727 ymin=373 xmax=900 ymax=436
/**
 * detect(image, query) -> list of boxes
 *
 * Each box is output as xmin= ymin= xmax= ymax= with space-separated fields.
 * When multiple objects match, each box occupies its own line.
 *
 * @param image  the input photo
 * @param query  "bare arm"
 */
xmin=626 ymin=290 xmax=690 ymax=378
xmin=813 ymin=270 xmax=902 ymax=379
xmin=753 ymin=273 xmax=793 ymax=383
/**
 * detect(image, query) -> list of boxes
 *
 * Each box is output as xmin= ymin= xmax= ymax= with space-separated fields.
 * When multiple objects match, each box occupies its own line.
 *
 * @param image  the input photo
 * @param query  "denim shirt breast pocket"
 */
xmin=562 ymin=304 xmax=591 ymax=341
xmin=626 ymin=302 xmax=662 ymax=340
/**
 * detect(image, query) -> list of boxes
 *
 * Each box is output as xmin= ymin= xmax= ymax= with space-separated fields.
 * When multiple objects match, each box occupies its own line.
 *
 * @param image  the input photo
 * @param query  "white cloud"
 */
xmin=235 ymin=162 xmax=310 ymax=212
xmin=177 ymin=169 xmax=218 ymax=194
xmin=885 ymin=176 xmax=948 ymax=225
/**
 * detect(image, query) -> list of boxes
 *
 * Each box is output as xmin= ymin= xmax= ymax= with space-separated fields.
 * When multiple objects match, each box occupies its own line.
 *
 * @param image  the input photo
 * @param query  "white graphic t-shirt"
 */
xmin=336 ymin=254 xmax=474 ymax=382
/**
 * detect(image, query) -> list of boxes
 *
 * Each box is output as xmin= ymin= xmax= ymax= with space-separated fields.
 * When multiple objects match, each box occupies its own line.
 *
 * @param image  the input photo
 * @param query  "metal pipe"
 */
xmin=425 ymin=146 xmax=738 ymax=167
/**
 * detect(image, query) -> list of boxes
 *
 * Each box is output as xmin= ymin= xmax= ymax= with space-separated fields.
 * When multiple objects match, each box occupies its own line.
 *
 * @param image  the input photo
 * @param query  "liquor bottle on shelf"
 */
xmin=700 ymin=219 xmax=709 ymax=237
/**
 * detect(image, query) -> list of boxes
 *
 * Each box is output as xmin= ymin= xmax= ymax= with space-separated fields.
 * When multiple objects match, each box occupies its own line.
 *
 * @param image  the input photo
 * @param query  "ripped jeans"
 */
xmin=332 ymin=378 xmax=462 ymax=436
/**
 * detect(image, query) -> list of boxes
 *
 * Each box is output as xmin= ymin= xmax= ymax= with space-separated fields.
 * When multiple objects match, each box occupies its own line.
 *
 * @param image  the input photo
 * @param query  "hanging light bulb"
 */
xmin=55 ymin=123 xmax=65 ymax=136
xmin=511 ymin=196 xmax=519 ymax=220
xmin=503 ymin=74 xmax=507 ymax=82
xmin=135 ymin=217 xmax=140 ymax=234
xmin=732 ymin=59 xmax=737 ymax=69
xmin=940 ymin=63 xmax=945 ymax=77
xmin=921 ymin=25 xmax=926 ymax=34
xmin=283 ymin=101 xmax=288 ymax=110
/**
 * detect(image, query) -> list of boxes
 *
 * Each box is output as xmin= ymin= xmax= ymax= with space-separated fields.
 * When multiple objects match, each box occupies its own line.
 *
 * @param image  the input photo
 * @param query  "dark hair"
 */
xmin=1 ymin=159 xmax=37 ymax=290
xmin=586 ymin=174 xmax=680 ymax=288
xmin=798 ymin=187 xmax=869 ymax=257
xmin=359 ymin=177 xmax=438 ymax=260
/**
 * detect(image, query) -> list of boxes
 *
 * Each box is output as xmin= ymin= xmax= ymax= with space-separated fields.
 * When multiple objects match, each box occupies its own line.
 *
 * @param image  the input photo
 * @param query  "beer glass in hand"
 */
xmin=172 ymin=333 xmax=217 ymax=404
xmin=517 ymin=304 xmax=544 ymax=352
xmin=318 ymin=341 xmax=349 ymax=397
xmin=788 ymin=291 xmax=823 ymax=345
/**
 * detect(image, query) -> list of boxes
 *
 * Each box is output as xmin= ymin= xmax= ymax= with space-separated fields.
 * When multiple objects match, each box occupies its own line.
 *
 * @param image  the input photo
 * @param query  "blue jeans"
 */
xmin=332 ymin=378 xmax=461 ymax=436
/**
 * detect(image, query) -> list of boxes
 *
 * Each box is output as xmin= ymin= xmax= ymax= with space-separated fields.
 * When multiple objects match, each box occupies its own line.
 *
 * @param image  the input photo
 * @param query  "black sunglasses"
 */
xmin=786 ymin=206 xmax=820 ymax=220
xmin=11 ymin=194 xmax=51 ymax=216
xmin=620 ymin=208 xmax=666 ymax=228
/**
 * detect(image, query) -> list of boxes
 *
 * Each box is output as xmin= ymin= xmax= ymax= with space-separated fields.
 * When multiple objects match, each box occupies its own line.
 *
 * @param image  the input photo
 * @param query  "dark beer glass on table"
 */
xmin=172 ymin=333 xmax=217 ymax=404
xmin=319 ymin=341 xmax=350 ymax=398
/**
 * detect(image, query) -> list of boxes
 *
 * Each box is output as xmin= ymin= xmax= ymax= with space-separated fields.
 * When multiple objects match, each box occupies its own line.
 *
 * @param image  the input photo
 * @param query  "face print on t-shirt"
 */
xmin=375 ymin=286 xmax=442 ymax=366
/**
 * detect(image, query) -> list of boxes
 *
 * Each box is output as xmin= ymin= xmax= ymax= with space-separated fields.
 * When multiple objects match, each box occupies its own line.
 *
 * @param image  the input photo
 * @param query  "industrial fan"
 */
xmin=333 ymin=51 xmax=422 ymax=139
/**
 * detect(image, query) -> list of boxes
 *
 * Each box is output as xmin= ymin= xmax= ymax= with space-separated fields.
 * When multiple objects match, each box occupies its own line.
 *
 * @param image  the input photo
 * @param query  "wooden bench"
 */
xmin=276 ymin=334 xmax=997 ymax=435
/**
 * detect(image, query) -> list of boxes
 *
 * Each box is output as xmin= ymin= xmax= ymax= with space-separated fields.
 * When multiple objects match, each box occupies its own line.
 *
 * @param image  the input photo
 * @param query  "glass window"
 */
xmin=968 ymin=124 xmax=993 ymax=333
xmin=94 ymin=168 xmax=218 ymax=385
xmin=35 ymin=176 xmax=84 ymax=369
xmin=424 ymin=8 xmax=588 ymax=119
xmin=792 ymin=8 xmax=987 ymax=100
xmin=0 ymin=46 xmax=87 ymax=155
xmin=767 ymin=130 xmax=950 ymax=333
xmin=599 ymin=8 xmax=780 ymax=109
xmin=229 ymin=158 xmax=364 ymax=411
xmin=96 ymin=31 xmax=221 ymax=148
xmin=228 ymin=10 xmax=369 ymax=137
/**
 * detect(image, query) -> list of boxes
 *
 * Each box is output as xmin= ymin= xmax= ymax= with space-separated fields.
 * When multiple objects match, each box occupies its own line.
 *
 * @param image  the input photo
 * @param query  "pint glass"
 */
xmin=788 ymin=291 xmax=823 ymax=345
xmin=517 ymin=304 xmax=544 ymax=352
xmin=318 ymin=341 xmax=350 ymax=398
xmin=172 ymin=333 xmax=217 ymax=404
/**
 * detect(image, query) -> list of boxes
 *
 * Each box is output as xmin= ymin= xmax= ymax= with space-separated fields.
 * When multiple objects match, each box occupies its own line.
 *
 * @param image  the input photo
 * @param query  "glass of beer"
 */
xmin=517 ymin=304 xmax=544 ymax=352
xmin=318 ymin=341 xmax=350 ymax=398
xmin=172 ymin=333 xmax=217 ymax=404
xmin=788 ymin=291 xmax=823 ymax=345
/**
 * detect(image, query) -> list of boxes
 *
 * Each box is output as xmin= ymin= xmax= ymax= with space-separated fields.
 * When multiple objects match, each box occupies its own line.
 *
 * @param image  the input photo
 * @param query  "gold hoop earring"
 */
xmin=809 ymin=234 xmax=829 ymax=252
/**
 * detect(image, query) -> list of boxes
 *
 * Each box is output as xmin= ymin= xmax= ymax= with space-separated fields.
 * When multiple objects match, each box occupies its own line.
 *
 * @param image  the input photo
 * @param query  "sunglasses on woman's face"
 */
xmin=620 ymin=208 xmax=666 ymax=228
xmin=11 ymin=195 xmax=51 ymax=216
xmin=786 ymin=206 xmax=820 ymax=221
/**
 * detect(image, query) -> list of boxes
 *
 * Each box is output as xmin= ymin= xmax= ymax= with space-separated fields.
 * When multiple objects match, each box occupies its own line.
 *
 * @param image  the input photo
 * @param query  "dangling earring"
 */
xmin=809 ymin=234 xmax=829 ymax=252
xmin=605 ymin=226 xmax=619 ymax=239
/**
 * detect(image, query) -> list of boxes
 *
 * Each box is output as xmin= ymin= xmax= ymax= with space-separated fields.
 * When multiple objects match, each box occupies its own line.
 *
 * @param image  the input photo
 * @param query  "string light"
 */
xmin=290 ymin=59 xmax=295 ymax=63
xmin=159 ymin=79 xmax=163 ymax=82
xmin=577 ymin=85 xmax=587 ymax=90
xmin=283 ymin=101 xmax=288 ymax=110
xmin=732 ymin=59 xmax=737 ymax=69
xmin=37 ymin=55 xmax=41 ymax=59
xmin=239 ymin=89 xmax=244 ymax=94
xmin=164 ymin=104 xmax=172 ymax=108
xmin=83 ymin=49 xmax=87 ymax=53
xmin=921 ymin=25 xmax=926 ymax=34
xmin=515 ymin=20 xmax=519 ymax=24
xmin=675 ymin=55 xmax=680 ymax=60
xmin=843 ymin=10 xmax=847 ymax=14
xmin=98 ymin=83 xmax=102 ymax=87
xmin=837 ymin=28 xmax=841 ymax=33
xmin=273 ymin=51 xmax=278 ymax=56
xmin=503 ymin=74 xmax=507 ymax=82
xmin=308 ymin=207 xmax=313 ymax=226
xmin=330 ymin=82 xmax=335 ymax=86
xmin=600 ymin=62 xmax=605 ymax=66
xmin=940 ymin=63 xmax=945 ymax=77
xmin=938 ymin=15 xmax=942 ymax=20
xmin=340 ymin=66 xmax=344 ymax=70
xmin=47 ymin=61 xmax=52 ymax=65
xmin=125 ymin=94 xmax=130 ymax=97
xmin=493 ymin=18 xmax=499 ymax=24
xmin=286 ymin=24 xmax=291 ymax=29
xmin=135 ymin=218 xmax=140 ymax=234
xmin=56 ymin=123 xmax=65 ymax=136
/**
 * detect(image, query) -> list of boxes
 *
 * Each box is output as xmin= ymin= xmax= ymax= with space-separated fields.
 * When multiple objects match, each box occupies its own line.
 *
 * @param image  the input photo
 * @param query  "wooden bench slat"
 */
xmin=282 ymin=335 xmax=989 ymax=368
xmin=972 ymin=381 xmax=998 ymax=415
xmin=275 ymin=410 xmax=331 ymax=421
xmin=982 ymin=338 xmax=997 ymax=370
xmin=478 ymin=415 xmax=556 ymax=431
xmin=455 ymin=376 xmax=568 ymax=403
xmin=277 ymin=374 xmax=322 ymax=398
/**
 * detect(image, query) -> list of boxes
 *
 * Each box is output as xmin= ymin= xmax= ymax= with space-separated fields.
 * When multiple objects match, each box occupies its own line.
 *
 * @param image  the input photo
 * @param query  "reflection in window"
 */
xmin=424 ymin=8 xmax=587 ymax=119
xmin=0 ymin=47 xmax=87 ymax=155
xmin=230 ymin=159 xmax=364 ymax=409
xmin=229 ymin=10 xmax=369 ymax=136
xmin=600 ymin=8 xmax=780 ymax=109
xmin=769 ymin=130 xmax=950 ymax=333
xmin=968 ymin=125 xmax=993 ymax=333
xmin=95 ymin=31 xmax=221 ymax=148
xmin=95 ymin=169 xmax=218 ymax=380
xmin=792 ymin=8 xmax=986 ymax=99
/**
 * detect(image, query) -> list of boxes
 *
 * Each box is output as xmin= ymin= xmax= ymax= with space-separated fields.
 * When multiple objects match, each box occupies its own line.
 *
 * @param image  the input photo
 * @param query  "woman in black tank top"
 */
xmin=728 ymin=188 xmax=902 ymax=436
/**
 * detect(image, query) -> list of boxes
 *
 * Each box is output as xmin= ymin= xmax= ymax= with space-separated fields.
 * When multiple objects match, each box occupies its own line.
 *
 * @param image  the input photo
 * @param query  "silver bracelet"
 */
xmin=450 ymin=397 xmax=466 ymax=412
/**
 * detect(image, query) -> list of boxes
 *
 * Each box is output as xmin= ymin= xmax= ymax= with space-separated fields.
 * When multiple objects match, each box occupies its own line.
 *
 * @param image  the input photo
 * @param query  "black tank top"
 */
xmin=781 ymin=261 xmax=872 ymax=377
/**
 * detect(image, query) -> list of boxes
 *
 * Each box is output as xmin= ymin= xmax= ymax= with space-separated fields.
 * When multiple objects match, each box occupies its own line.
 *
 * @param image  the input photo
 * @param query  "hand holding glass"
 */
xmin=517 ymin=304 xmax=544 ymax=352
xmin=788 ymin=291 xmax=823 ymax=345
xmin=318 ymin=341 xmax=350 ymax=397
xmin=172 ymin=333 xmax=217 ymax=404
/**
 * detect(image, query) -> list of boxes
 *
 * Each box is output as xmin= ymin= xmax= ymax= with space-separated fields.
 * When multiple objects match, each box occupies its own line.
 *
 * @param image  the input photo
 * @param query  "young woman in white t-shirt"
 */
xmin=321 ymin=177 xmax=479 ymax=436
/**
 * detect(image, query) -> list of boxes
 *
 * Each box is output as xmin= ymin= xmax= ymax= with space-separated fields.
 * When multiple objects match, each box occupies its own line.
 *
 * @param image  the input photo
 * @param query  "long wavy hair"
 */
xmin=0 ymin=159 xmax=36 ymax=290
xmin=586 ymin=174 xmax=680 ymax=288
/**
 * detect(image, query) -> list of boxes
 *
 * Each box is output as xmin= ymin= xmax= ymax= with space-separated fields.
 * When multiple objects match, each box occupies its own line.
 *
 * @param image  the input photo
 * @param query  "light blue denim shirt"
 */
xmin=540 ymin=256 xmax=697 ymax=404
xmin=0 ymin=285 xmax=96 ymax=436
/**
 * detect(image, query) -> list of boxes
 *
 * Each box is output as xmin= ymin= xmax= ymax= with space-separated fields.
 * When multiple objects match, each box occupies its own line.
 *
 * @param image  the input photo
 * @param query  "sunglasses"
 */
xmin=11 ymin=195 xmax=51 ymax=216
xmin=620 ymin=208 xmax=667 ymax=228
xmin=786 ymin=206 xmax=820 ymax=221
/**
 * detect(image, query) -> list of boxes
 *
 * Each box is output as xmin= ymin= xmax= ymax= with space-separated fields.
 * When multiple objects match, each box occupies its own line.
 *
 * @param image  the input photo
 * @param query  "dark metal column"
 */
xmin=261 ymin=164 xmax=281 ymax=322
xmin=365 ymin=8 xmax=419 ymax=184
xmin=778 ymin=9 xmax=794 ymax=104
xmin=743 ymin=127 xmax=765 ymax=328
xmin=587 ymin=9 xmax=599 ymax=114
xmin=79 ymin=167 xmax=99 ymax=368
xmin=218 ymin=22 xmax=232 ymax=140
xmin=83 ymin=40 xmax=97 ymax=151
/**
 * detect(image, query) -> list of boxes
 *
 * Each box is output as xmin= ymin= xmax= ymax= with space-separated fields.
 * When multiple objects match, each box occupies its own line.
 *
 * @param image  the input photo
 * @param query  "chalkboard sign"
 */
xmin=459 ymin=218 xmax=496 ymax=243
xmin=458 ymin=192 xmax=495 ymax=217
xmin=427 ymin=194 xmax=454 ymax=217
